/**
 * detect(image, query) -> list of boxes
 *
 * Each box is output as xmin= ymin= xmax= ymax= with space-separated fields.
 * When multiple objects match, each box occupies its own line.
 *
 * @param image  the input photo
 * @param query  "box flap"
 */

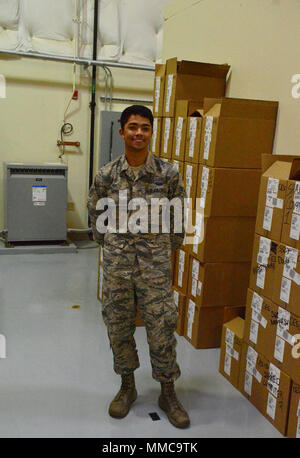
xmin=261 ymin=154 xmax=300 ymax=172
xmin=178 ymin=61 xmax=230 ymax=78
xmin=203 ymin=97 xmax=278 ymax=119
xmin=166 ymin=57 xmax=178 ymax=74
xmin=289 ymin=159 xmax=300 ymax=180
xmin=223 ymin=316 xmax=244 ymax=339
xmin=263 ymin=161 xmax=293 ymax=180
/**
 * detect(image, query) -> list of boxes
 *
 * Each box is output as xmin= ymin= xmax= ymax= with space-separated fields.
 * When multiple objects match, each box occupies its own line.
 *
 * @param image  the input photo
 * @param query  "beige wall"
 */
xmin=162 ymin=0 xmax=300 ymax=156
xmin=0 ymin=56 xmax=154 ymax=230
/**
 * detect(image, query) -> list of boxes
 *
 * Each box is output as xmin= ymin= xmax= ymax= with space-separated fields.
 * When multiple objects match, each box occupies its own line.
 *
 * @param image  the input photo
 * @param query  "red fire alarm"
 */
xmin=72 ymin=90 xmax=78 ymax=100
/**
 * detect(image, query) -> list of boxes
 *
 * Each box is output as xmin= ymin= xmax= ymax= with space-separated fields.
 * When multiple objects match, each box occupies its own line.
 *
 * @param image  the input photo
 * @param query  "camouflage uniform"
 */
xmin=87 ymin=152 xmax=186 ymax=383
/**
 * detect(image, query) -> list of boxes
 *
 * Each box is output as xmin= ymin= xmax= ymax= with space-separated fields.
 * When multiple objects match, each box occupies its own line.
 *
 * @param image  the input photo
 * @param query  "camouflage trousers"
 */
xmin=102 ymin=237 xmax=181 ymax=383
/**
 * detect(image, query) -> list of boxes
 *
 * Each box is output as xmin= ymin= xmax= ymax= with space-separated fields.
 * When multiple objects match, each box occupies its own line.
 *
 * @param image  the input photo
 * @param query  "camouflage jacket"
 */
xmin=87 ymin=152 xmax=186 ymax=253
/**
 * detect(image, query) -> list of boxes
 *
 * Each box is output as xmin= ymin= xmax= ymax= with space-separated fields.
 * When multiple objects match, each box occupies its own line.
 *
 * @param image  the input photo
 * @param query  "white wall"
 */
xmin=162 ymin=0 xmax=300 ymax=156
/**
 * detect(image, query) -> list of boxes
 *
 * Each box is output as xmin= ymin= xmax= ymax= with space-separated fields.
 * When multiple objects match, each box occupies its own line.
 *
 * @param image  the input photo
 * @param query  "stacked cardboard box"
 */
xmin=181 ymin=97 xmax=278 ymax=348
xmin=97 ymin=246 xmax=144 ymax=327
xmin=220 ymin=158 xmax=300 ymax=437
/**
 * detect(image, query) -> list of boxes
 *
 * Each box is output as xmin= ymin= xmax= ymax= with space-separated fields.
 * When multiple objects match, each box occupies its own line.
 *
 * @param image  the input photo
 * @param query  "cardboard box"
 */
xmin=160 ymin=117 xmax=175 ymax=160
xmin=150 ymin=117 xmax=162 ymax=157
xmin=184 ymin=301 xmax=244 ymax=349
xmin=287 ymin=382 xmax=300 ymax=438
xmin=183 ymin=162 xmax=199 ymax=205
xmin=281 ymin=160 xmax=300 ymax=249
xmin=199 ymin=97 xmax=278 ymax=168
xmin=239 ymin=342 xmax=292 ymax=436
xmin=173 ymin=248 xmax=190 ymax=294
xmin=255 ymin=161 xmax=293 ymax=242
xmin=219 ymin=317 xmax=245 ymax=390
xmin=196 ymin=165 xmax=261 ymax=217
xmin=185 ymin=115 xmax=203 ymax=164
xmin=187 ymin=256 xmax=250 ymax=307
xmin=261 ymin=154 xmax=300 ymax=173
xmin=244 ymin=290 xmax=300 ymax=384
xmin=163 ymin=58 xmax=230 ymax=117
xmin=171 ymin=100 xmax=203 ymax=161
xmin=173 ymin=287 xmax=186 ymax=336
xmin=272 ymin=243 xmax=300 ymax=318
xmin=281 ymin=179 xmax=300 ymax=250
xmin=153 ymin=63 xmax=166 ymax=117
xmin=171 ymin=159 xmax=184 ymax=178
xmin=249 ymin=235 xmax=279 ymax=300
xmin=185 ymin=209 xmax=256 ymax=262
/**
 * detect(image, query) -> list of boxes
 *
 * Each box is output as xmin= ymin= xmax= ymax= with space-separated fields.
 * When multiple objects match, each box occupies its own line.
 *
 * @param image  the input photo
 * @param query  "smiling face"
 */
xmin=119 ymin=114 xmax=153 ymax=154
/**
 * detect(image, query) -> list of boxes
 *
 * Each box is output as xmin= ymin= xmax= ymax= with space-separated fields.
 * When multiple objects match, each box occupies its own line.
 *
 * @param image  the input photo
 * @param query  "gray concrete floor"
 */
xmin=0 ymin=246 xmax=282 ymax=438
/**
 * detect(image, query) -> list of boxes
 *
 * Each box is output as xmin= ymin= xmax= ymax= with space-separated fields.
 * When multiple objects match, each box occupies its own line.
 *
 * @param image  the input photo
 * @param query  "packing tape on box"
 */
xmin=165 ymin=74 xmax=173 ymax=113
xmin=154 ymin=76 xmax=161 ymax=114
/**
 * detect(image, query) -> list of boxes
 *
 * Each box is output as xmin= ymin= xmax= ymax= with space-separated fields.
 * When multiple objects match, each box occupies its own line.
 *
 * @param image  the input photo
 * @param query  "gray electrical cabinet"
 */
xmin=99 ymin=111 xmax=124 ymax=168
xmin=4 ymin=163 xmax=68 ymax=243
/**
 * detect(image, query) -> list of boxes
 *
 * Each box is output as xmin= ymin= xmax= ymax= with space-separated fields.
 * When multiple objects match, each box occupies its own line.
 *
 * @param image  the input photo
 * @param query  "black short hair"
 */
xmin=120 ymin=105 xmax=153 ymax=130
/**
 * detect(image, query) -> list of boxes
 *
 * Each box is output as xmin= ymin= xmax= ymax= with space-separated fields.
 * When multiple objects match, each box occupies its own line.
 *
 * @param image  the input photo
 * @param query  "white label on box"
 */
xmin=297 ymin=399 xmax=300 ymax=417
xmin=200 ymin=167 xmax=209 ymax=209
xmin=274 ymin=335 xmax=285 ymax=363
xmin=263 ymin=206 xmax=274 ymax=232
xmin=267 ymin=177 xmax=279 ymax=197
xmin=154 ymin=76 xmax=161 ymax=113
xmin=256 ymin=265 xmax=266 ymax=289
xmin=286 ymin=268 xmax=300 ymax=286
xmin=244 ymin=372 xmax=253 ymax=396
xmin=195 ymin=212 xmax=203 ymax=237
xmin=266 ymin=392 xmax=277 ymax=420
xmin=290 ymin=213 xmax=300 ymax=240
xmin=267 ymin=380 xmax=279 ymax=399
xmin=280 ymin=276 xmax=292 ymax=303
xmin=197 ymin=280 xmax=202 ymax=295
xmin=246 ymin=360 xmax=262 ymax=383
xmin=32 ymin=185 xmax=47 ymax=202
xmin=205 ymin=116 xmax=213 ymax=132
xmin=187 ymin=299 xmax=195 ymax=339
xmin=251 ymin=292 xmax=263 ymax=313
xmin=266 ymin=196 xmax=284 ymax=209
xmin=152 ymin=118 xmax=158 ymax=153
xmin=178 ymin=269 xmax=183 ymax=287
xmin=225 ymin=344 xmax=239 ymax=361
xmin=203 ymin=132 xmax=211 ymax=160
xmin=252 ymin=309 xmax=268 ymax=329
xmin=165 ymin=75 xmax=173 ymax=113
xmin=173 ymin=290 xmax=179 ymax=308
xmin=257 ymin=236 xmax=271 ymax=265
xmin=189 ymin=136 xmax=196 ymax=158
xmin=163 ymin=118 xmax=171 ymax=153
xmin=224 ymin=354 xmax=231 ymax=376
xmin=246 ymin=345 xmax=258 ymax=367
xmin=277 ymin=307 xmax=290 ymax=331
xmin=191 ymin=278 xmax=197 ymax=297
xmin=193 ymin=235 xmax=199 ymax=254
xmin=189 ymin=117 xmax=197 ymax=136
xmin=283 ymin=246 xmax=298 ymax=279
xmin=294 ymin=182 xmax=300 ymax=207
xmin=173 ymin=160 xmax=179 ymax=171
xmin=175 ymin=117 xmax=183 ymax=156
xmin=250 ymin=320 xmax=259 ymax=344
xmin=192 ymin=259 xmax=200 ymax=278
xmin=225 ymin=328 xmax=235 ymax=348
xmin=186 ymin=164 xmax=193 ymax=179
xmin=277 ymin=327 xmax=296 ymax=346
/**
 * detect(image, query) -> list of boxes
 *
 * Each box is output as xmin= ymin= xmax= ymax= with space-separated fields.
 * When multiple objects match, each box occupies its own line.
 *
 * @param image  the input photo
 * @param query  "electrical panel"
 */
xmin=99 ymin=110 xmax=124 ymax=168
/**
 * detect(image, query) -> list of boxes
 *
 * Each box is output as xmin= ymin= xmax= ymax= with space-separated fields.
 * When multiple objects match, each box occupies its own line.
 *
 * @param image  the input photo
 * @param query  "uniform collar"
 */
xmin=120 ymin=152 xmax=156 ymax=178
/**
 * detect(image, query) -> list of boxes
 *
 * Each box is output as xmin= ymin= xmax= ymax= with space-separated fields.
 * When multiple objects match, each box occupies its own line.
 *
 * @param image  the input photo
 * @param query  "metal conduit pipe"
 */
xmin=0 ymin=49 xmax=155 ymax=72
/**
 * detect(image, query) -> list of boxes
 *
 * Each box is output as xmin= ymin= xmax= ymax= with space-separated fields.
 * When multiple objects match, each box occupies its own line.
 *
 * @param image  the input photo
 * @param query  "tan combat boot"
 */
xmin=159 ymin=382 xmax=190 ymax=428
xmin=108 ymin=373 xmax=137 ymax=418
